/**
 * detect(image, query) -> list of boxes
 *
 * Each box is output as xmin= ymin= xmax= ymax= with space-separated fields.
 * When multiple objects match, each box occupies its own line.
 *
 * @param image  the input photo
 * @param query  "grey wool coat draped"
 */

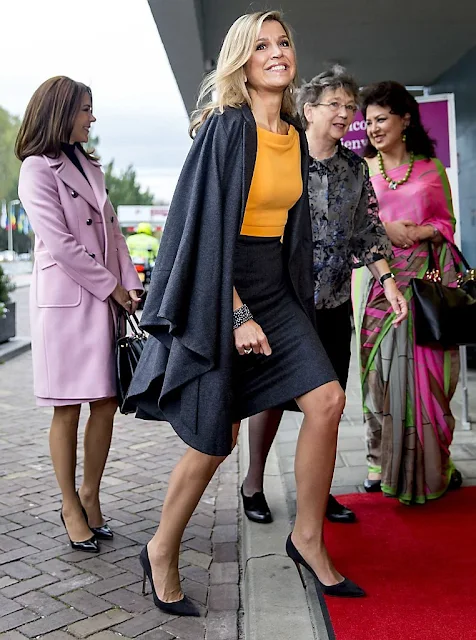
xmin=127 ymin=104 xmax=316 ymax=456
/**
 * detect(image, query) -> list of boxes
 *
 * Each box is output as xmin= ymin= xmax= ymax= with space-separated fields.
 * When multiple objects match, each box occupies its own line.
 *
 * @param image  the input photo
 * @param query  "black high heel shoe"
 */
xmin=139 ymin=545 xmax=200 ymax=616
xmin=77 ymin=491 xmax=114 ymax=540
xmin=285 ymin=534 xmax=365 ymax=598
xmin=60 ymin=510 xmax=99 ymax=553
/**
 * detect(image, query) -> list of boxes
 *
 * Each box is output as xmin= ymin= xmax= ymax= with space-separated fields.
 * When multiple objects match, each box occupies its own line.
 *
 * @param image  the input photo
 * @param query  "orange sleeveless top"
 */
xmin=240 ymin=125 xmax=302 ymax=237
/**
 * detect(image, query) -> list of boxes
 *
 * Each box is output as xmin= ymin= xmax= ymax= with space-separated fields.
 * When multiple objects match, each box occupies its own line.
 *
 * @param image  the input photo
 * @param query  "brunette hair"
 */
xmin=15 ymin=76 xmax=96 ymax=161
xmin=296 ymin=64 xmax=359 ymax=129
xmin=189 ymin=10 xmax=298 ymax=137
xmin=361 ymin=81 xmax=435 ymax=158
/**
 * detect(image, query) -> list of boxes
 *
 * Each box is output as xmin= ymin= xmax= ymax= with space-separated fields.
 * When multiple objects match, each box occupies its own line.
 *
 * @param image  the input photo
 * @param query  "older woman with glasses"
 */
xmin=241 ymin=66 xmax=407 ymax=526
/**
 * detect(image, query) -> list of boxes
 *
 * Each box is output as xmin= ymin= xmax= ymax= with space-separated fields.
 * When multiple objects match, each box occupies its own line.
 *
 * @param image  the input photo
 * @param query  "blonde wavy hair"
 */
xmin=189 ymin=10 xmax=298 ymax=137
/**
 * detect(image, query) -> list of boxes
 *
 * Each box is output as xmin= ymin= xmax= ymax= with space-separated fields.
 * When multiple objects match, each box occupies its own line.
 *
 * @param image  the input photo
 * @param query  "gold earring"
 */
xmin=402 ymin=132 xmax=407 ymax=143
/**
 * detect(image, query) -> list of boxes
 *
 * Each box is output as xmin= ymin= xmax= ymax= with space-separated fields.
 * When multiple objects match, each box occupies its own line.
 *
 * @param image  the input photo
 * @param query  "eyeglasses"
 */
xmin=315 ymin=101 xmax=358 ymax=114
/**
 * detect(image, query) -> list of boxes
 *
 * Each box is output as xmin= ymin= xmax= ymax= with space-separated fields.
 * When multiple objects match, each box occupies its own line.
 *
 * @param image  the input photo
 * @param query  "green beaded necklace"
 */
xmin=378 ymin=151 xmax=415 ymax=190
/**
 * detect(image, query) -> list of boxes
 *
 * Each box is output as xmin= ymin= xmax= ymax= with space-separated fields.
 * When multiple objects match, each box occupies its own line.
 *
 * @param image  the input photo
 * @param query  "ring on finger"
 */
xmin=243 ymin=347 xmax=252 ymax=355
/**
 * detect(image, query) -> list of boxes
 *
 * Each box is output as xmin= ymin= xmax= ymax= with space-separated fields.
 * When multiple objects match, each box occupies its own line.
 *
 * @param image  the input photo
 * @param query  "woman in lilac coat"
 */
xmin=16 ymin=76 xmax=143 ymax=552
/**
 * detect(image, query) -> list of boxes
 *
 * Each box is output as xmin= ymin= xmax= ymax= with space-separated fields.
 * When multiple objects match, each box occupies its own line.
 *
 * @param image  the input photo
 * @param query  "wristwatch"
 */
xmin=379 ymin=272 xmax=395 ymax=286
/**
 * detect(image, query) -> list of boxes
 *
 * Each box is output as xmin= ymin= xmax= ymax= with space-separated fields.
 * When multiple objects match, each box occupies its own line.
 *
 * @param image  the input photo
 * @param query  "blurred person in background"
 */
xmin=126 ymin=221 xmax=160 ymax=262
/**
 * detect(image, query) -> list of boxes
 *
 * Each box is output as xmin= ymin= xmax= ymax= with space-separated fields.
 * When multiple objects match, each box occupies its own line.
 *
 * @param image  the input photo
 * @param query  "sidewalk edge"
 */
xmin=239 ymin=422 xmax=319 ymax=640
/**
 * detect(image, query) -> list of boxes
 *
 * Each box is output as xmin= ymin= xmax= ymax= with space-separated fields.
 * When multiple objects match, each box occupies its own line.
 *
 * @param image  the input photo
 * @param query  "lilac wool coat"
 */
xmin=18 ymin=148 xmax=142 ymax=404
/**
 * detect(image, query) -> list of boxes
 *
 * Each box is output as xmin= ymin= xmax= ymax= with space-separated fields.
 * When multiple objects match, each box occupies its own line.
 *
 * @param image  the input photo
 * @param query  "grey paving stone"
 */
xmin=42 ymin=573 xmax=99 ymax=597
xmin=182 ymin=537 xmax=212 ymax=555
xmin=210 ymin=562 xmax=239 ymax=585
xmin=214 ymin=510 xmax=237 ymax=526
xmin=74 ymin=557 xmax=124 ymax=579
xmin=111 ymin=608 xmax=174 ymax=637
xmin=0 ymin=576 xmax=17 ymax=589
xmin=17 ymin=609 xmax=86 ymax=638
xmin=161 ymin=617 xmax=205 ymax=640
xmin=59 ymin=589 xmax=113 ymax=616
xmin=84 ymin=572 xmax=137 ymax=596
xmin=67 ymin=609 xmax=132 ymax=638
xmin=179 ymin=550 xmax=211 ymax=571
xmin=205 ymin=611 xmax=238 ymax=640
xmin=341 ymin=450 xmax=368 ymax=467
xmin=0 ymin=631 xmax=30 ymax=640
xmin=0 ymin=574 xmax=58 ymax=598
xmin=211 ymin=525 xmax=237 ymax=545
xmin=213 ymin=544 xmax=238 ymax=564
xmin=0 ymin=610 xmax=39 ymax=634
xmin=0 ymin=592 xmax=23 ymax=616
xmin=102 ymin=587 xmax=155 ymax=613
xmin=34 ymin=559 xmax=81 ymax=581
xmin=207 ymin=584 xmax=239 ymax=611
xmin=36 ymin=632 xmax=77 ymax=640
xmin=181 ymin=577 xmax=208 ymax=605
xmin=180 ymin=565 xmax=209 ymax=585
xmin=14 ymin=590 xmax=67 ymax=615
xmin=82 ymin=633 xmax=134 ymax=640
xmin=0 ymin=548 xmax=38 ymax=566
xmin=0 ymin=562 xmax=40 ymax=581
xmin=0 ymin=536 xmax=27 ymax=553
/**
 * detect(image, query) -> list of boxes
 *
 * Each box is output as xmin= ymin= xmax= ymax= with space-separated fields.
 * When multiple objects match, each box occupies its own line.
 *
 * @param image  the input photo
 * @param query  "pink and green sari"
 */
xmin=352 ymin=157 xmax=460 ymax=504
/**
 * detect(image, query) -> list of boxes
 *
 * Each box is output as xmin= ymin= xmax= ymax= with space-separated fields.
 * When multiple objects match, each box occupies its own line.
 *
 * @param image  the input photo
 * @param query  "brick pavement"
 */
xmin=0 ymin=352 xmax=242 ymax=640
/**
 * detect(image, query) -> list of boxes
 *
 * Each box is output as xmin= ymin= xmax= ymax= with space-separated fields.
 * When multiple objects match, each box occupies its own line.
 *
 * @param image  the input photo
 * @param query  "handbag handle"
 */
xmin=125 ymin=312 xmax=146 ymax=338
xmin=116 ymin=309 xmax=146 ymax=341
xmin=426 ymin=240 xmax=471 ymax=277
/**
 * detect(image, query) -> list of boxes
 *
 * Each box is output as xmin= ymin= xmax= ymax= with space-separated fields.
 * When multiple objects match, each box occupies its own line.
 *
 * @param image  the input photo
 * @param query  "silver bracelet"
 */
xmin=233 ymin=304 xmax=253 ymax=330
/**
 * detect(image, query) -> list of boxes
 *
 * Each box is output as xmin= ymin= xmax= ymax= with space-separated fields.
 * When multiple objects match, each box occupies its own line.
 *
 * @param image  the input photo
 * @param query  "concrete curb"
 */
xmin=0 ymin=337 xmax=31 ymax=363
xmin=239 ymin=421 xmax=325 ymax=640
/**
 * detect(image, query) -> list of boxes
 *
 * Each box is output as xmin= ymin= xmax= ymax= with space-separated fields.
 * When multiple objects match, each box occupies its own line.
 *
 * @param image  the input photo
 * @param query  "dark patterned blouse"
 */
xmin=309 ymin=143 xmax=392 ymax=309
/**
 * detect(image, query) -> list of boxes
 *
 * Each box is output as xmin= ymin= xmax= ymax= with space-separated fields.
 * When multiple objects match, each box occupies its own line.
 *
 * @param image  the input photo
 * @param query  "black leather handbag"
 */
xmin=411 ymin=242 xmax=476 ymax=349
xmin=116 ymin=312 xmax=147 ymax=414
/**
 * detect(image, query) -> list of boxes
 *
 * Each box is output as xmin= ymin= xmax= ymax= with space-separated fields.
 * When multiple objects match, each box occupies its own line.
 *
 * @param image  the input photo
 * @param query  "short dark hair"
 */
xmin=361 ymin=81 xmax=436 ymax=159
xmin=296 ymin=64 xmax=360 ymax=129
xmin=15 ymin=76 xmax=95 ymax=161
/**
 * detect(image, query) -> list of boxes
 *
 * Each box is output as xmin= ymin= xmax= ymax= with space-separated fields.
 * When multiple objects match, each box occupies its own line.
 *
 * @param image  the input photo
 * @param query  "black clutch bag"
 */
xmin=116 ymin=312 xmax=147 ymax=414
xmin=411 ymin=242 xmax=476 ymax=349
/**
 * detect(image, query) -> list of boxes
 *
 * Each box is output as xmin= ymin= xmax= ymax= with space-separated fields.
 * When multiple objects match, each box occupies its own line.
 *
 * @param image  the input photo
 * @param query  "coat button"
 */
xmin=86 ymin=218 xmax=93 ymax=225
xmin=110 ymin=216 xmax=114 ymax=222
xmin=71 ymin=190 xmax=78 ymax=198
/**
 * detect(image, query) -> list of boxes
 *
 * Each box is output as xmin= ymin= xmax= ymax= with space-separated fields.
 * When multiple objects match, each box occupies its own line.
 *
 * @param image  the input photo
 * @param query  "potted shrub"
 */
xmin=0 ymin=264 xmax=16 ymax=343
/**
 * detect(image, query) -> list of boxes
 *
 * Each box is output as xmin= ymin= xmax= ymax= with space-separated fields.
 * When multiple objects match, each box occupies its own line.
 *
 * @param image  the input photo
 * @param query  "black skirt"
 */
xmin=232 ymin=236 xmax=337 ymax=420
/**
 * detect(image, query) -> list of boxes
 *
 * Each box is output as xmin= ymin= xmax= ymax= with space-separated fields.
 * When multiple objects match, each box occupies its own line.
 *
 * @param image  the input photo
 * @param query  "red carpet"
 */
xmin=324 ymin=487 xmax=476 ymax=640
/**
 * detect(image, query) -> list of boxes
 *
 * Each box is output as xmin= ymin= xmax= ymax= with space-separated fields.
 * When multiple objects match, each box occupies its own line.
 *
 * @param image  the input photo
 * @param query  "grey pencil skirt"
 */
xmin=231 ymin=236 xmax=337 ymax=421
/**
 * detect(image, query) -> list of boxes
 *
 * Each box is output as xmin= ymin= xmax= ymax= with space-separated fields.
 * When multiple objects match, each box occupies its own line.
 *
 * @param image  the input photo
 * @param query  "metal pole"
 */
xmin=7 ymin=201 xmax=14 ymax=253
xmin=460 ymin=345 xmax=472 ymax=430
xmin=7 ymin=199 xmax=20 ymax=254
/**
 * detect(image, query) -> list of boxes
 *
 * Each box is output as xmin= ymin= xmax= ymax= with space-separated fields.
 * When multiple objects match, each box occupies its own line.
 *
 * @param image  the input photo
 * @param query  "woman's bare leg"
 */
xmin=293 ymin=381 xmax=345 ymax=586
xmin=50 ymin=404 xmax=92 ymax=542
xmin=147 ymin=422 xmax=241 ymax=602
xmin=78 ymin=398 xmax=117 ymax=527
xmin=243 ymin=409 xmax=283 ymax=495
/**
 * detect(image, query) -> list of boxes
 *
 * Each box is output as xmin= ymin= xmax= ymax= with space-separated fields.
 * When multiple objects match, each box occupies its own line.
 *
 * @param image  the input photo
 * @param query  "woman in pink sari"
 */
xmin=353 ymin=81 xmax=462 ymax=504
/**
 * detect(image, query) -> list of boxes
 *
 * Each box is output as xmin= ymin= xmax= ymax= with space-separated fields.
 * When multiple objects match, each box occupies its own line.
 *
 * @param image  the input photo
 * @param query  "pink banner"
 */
xmin=342 ymin=99 xmax=450 ymax=167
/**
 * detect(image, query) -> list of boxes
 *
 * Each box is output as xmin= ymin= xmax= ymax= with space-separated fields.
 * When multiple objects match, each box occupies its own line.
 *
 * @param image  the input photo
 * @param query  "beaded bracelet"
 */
xmin=233 ymin=304 xmax=253 ymax=330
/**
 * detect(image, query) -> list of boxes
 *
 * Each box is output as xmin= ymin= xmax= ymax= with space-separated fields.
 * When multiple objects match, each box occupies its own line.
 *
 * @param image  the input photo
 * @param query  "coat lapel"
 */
xmin=241 ymin=105 xmax=257 ymax=226
xmin=46 ymin=154 xmax=101 ymax=213
xmin=76 ymin=152 xmax=107 ymax=215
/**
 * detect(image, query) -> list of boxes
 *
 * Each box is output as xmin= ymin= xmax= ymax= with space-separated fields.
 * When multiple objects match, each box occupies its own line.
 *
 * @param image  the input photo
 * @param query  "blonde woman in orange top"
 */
xmin=128 ymin=11 xmax=365 ymax=616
